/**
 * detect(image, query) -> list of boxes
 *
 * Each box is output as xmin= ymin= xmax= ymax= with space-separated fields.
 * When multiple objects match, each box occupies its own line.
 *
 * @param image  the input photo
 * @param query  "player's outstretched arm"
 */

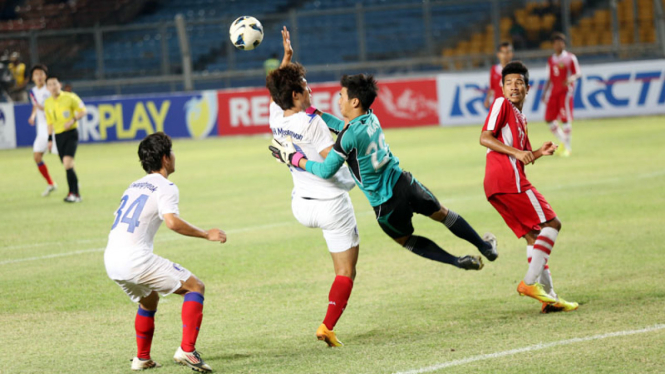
xmin=279 ymin=26 xmax=293 ymax=68
xmin=164 ymin=213 xmax=227 ymax=243
xmin=480 ymin=130 xmax=535 ymax=164
xmin=320 ymin=112 xmax=346 ymax=134
xmin=301 ymin=149 xmax=345 ymax=179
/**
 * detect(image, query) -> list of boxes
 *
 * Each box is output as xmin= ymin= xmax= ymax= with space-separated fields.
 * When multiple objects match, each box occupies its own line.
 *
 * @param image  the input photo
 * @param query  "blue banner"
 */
xmin=14 ymin=90 xmax=219 ymax=147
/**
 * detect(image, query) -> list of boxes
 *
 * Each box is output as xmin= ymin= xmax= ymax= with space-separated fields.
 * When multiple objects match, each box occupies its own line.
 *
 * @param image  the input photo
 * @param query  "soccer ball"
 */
xmin=229 ymin=16 xmax=264 ymax=51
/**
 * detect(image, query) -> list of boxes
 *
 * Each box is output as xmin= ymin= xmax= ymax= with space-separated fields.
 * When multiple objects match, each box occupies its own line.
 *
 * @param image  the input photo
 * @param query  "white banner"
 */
xmin=0 ymin=103 xmax=17 ymax=149
xmin=437 ymin=59 xmax=665 ymax=126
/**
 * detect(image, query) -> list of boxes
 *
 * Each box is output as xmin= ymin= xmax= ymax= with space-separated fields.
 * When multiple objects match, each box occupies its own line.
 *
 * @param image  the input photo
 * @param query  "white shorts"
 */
xmin=111 ymin=254 xmax=192 ymax=303
xmin=33 ymin=134 xmax=58 ymax=154
xmin=291 ymin=192 xmax=359 ymax=253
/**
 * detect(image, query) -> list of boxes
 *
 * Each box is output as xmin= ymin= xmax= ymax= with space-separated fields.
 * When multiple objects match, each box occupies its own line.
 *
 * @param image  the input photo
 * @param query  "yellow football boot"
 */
xmin=517 ymin=280 xmax=558 ymax=304
xmin=316 ymin=324 xmax=344 ymax=347
xmin=541 ymin=298 xmax=579 ymax=313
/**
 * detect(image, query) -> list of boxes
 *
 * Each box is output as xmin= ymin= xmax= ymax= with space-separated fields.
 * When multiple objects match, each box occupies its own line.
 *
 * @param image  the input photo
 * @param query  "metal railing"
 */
xmin=0 ymin=0 xmax=663 ymax=97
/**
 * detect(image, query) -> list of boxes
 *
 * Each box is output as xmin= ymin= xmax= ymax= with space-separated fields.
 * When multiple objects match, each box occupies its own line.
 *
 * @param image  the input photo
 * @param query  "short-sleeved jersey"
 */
xmin=482 ymin=97 xmax=533 ymax=198
xmin=29 ymin=85 xmax=50 ymax=136
xmin=547 ymin=50 xmax=580 ymax=96
xmin=44 ymin=91 xmax=85 ymax=134
xmin=269 ymin=102 xmax=355 ymax=199
xmin=104 ymin=173 xmax=180 ymax=280
xmin=489 ymin=64 xmax=504 ymax=103
xmin=307 ymin=110 xmax=402 ymax=207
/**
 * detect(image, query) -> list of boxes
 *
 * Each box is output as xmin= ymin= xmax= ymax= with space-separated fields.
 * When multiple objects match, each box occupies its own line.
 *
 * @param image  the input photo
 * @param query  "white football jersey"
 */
xmin=269 ymin=102 xmax=355 ymax=199
xmin=104 ymin=173 xmax=180 ymax=280
xmin=29 ymin=85 xmax=50 ymax=137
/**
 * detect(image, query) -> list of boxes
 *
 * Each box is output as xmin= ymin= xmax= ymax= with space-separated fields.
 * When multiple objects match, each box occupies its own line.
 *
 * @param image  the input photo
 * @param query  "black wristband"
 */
xmin=48 ymin=135 xmax=53 ymax=141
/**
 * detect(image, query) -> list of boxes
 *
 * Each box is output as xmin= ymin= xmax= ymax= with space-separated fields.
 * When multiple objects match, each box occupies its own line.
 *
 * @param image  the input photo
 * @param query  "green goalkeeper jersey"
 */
xmin=304 ymin=110 xmax=402 ymax=207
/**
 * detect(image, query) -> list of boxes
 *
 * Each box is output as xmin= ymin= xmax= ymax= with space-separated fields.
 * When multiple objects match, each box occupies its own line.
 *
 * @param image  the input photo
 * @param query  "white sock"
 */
xmin=524 ymin=227 xmax=559 ymax=284
xmin=561 ymin=122 xmax=572 ymax=151
xmin=539 ymin=266 xmax=557 ymax=299
xmin=548 ymin=121 xmax=566 ymax=145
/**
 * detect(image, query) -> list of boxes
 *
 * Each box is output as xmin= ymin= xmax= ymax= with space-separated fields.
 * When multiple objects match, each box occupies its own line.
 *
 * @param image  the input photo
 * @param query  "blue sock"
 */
xmin=443 ymin=210 xmax=490 ymax=252
xmin=403 ymin=235 xmax=458 ymax=267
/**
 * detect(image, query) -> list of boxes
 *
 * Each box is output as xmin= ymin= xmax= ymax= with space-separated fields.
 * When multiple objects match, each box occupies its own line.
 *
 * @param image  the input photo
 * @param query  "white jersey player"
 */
xmin=104 ymin=132 xmax=225 ymax=372
xmin=266 ymin=26 xmax=358 ymax=347
xmin=28 ymin=64 xmax=57 ymax=196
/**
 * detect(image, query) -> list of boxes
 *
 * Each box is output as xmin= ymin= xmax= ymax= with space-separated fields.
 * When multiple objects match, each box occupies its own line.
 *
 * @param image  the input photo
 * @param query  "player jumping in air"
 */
xmin=484 ymin=42 xmax=514 ymax=109
xmin=267 ymin=27 xmax=358 ymax=347
xmin=541 ymin=32 xmax=580 ymax=157
xmin=104 ymin=132 xmax=226 ymax=372
xmin=270 ymin=73 xmax=497 ymax=274
xmin=479 ymin=61 xmax=578 ymax=313
xmin=27 ymin=64 xmax=57 ymax=196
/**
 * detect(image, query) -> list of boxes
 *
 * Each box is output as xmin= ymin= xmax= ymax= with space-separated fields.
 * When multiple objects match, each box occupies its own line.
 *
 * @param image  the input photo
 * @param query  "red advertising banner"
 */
xmin=216 ymin=77 xmax=439 ymax=136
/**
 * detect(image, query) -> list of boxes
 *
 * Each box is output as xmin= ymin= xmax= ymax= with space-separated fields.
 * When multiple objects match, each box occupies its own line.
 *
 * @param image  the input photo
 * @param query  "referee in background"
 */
xmin=44 ymin=76 xmax=87 ymax=203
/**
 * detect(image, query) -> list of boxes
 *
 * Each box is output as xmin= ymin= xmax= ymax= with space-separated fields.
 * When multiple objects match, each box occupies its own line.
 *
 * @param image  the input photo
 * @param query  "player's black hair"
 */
xmin=501 ymin=61 xmax=529 ymax=86
xmin=30 ymin=64 xmax=48 ymax=76
xmin=551 ymin=32 xmax=566 ymax=43
xmin=340 ymin=74 xmax=378 ymax=111
xmin=266 ymin=62 xmax=306 ymax=110
xmin=138 ymin=132 xmax=172 ymax=173
xmin=46 ymin=75 xmax=59 ymax=82
xmin=497 ymin=42 xmax=512 ymax=51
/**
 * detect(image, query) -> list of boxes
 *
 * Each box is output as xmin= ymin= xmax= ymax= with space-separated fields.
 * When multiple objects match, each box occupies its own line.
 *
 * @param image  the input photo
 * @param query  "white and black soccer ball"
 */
xmin=229 ymin=16 xmax=264 ymax=51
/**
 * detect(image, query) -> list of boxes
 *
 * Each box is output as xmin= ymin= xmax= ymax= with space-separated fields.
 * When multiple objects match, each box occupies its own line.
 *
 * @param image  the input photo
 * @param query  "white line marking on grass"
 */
xmin=393 ymin=324 xmax=665 ymax=374
xmin=0 ymin=221 xmax=296 ymax=266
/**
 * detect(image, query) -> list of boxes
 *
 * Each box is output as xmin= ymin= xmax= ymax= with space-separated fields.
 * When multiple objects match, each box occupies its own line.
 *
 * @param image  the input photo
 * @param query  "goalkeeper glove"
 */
xmin=269 ymin=136 xmax=307 ymax=168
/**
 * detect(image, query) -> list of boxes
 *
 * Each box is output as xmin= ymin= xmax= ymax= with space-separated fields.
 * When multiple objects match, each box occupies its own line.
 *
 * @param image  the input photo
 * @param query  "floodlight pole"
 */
xmin=175 ymin=14 xmax=194 ymax=91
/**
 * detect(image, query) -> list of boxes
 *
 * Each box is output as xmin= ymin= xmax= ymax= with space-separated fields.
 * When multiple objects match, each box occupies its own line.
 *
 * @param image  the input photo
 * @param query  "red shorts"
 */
xmin=545 ymin=91 xmax=573 ymax=123
xmin=488 ymin=188 xmax=557 ymax=238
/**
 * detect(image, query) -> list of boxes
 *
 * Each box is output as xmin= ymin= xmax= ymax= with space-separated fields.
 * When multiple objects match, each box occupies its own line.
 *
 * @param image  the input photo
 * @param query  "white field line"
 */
xmin=1 ymin=169 xmax=662 ymax=264
xmin=394 ymin=324 xmax=665 ymax=374
xmin=0 ymin=221 xmax=295 ymax=266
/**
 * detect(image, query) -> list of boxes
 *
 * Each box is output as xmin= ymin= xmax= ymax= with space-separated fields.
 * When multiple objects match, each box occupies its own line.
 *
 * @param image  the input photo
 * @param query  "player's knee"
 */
xmin=194 ymin=279 xmax=205 ymax=295
xmin=33 ymin=153 xmax=42 ymax=163
xmin=545 ymin=217 xmax=562 ymax=231
xmin=429 ymin=206 xmax=448 ymax=222
xmin=395 ymin=235 xmax=411 ymax=246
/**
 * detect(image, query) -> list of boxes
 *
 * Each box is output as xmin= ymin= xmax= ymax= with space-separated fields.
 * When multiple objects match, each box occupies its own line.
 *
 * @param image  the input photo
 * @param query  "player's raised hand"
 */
xmin=515 ymin=150 xmax=535 ymax=164
xmin=280 ymin=26 xmax=293 ymax=67
xmin=540 ymin=141 xmax=558 ymax=156
xmin=206 ymin=228 xmax=227 ymax=243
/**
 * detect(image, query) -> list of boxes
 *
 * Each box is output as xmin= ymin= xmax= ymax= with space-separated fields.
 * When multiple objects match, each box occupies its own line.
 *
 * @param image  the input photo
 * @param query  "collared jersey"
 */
xmin=104 ymin=173 xmax=180 ymax=280
xmin=482 ymin=97 xmax=533 ymax=198
xmin=29 ymin=85 xmax=50 ymax=136
xmin=44 ymin=91 xmax=85 ymax=134
xmin=489 ymin=64 xmax=504 ymax=103
xmin=306 ymin=110 xmax=402 ymax=207
xmin=269 ymin=102 xmax=355 ymax=199
xmin=547 ymin=50 xmax=580 ymax=96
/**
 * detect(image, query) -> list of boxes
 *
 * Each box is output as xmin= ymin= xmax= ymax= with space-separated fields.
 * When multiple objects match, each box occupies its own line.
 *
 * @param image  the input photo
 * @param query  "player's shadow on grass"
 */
xmin=206 ymin=352 xmax=252 ymax=361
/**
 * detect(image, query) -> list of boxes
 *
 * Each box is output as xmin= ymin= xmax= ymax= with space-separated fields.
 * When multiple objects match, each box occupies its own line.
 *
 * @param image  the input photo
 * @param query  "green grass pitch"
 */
xmin=1 ymin=116 xmax=664 ymax=373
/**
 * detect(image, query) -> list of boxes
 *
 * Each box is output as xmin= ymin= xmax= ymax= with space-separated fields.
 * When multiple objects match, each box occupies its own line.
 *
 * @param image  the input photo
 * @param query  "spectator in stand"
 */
xmin=8 ymin=52 xmax=28 ymax=102
xmin=510 ymin=17 xmax=527 ymax=50
xmin=264 ymin=53 xmax=280 ymax=76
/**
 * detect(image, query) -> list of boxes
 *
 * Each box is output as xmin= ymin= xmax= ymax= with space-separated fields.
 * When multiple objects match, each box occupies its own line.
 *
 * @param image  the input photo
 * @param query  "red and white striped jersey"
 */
xmin=547 ymin=50 xmax=580 ymax=96
xmin=482 ymin=97 xmax=533 ymax=198
xmin=489 ymin=64 xmax=503 ymax=103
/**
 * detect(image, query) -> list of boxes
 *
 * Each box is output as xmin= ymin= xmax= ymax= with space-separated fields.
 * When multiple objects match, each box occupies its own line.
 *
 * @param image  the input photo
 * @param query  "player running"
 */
xmin=484 ymin=42 xmax=514 ymax=109
xmin=268 ymin=27 xmax=358 ymax=347
xmin=44 ymin=76 xmax=86 ymax=202
xmin=104 ymin=132 xmax=226 ymax=372
xmin=479 ymin=61 xmax=578 ymax=313
xmin=541 ymin=32 xmax=580 ymax=157
xmin=270 ymin=74 xmax=497 ymax=273
xmin=28 ymin=64 xmax=57 ymax=196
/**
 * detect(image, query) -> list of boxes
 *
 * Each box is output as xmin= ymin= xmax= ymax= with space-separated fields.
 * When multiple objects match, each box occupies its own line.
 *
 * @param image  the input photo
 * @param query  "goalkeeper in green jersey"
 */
xmin=270 ymin=74 xmax=497 ymax=270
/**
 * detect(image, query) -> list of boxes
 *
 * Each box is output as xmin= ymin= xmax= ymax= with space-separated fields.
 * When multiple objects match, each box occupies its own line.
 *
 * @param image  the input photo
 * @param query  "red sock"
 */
xmin=135 ymin=307 xmax=156 ymax=359
xmin=323 ymin=275 xmax=354 ymax=330
xmin=37 ymin=162 xmax=54 ymax=185
xmin=181 ymin=292 xmax=204 ymax=352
